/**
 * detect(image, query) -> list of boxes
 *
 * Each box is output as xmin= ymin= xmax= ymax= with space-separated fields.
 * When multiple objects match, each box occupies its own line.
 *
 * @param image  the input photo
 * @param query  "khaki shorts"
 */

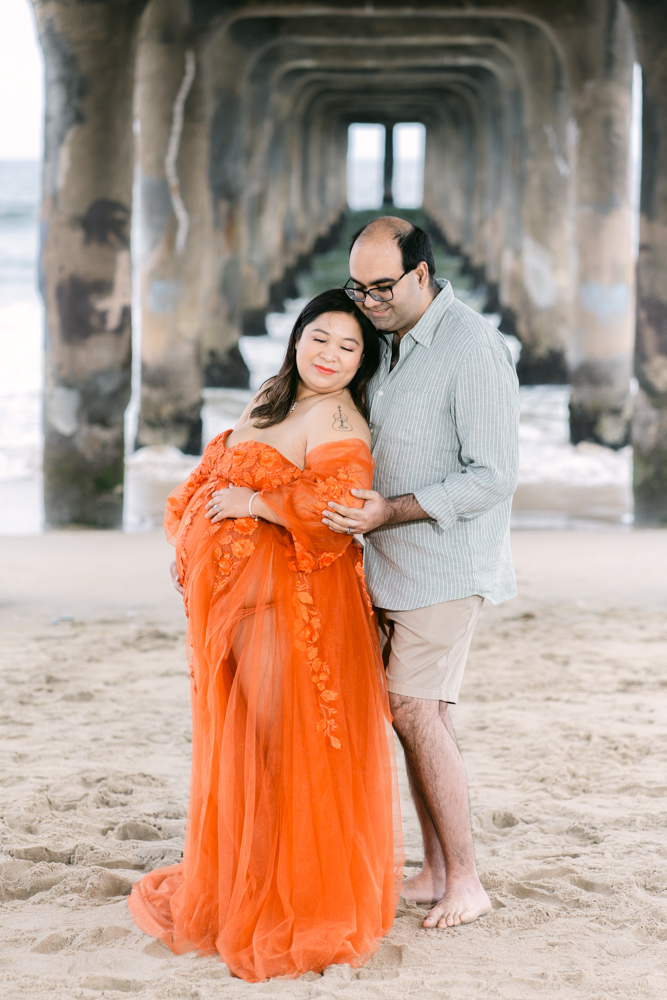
xmin=377 ymin=596 xmax=484 ymax=704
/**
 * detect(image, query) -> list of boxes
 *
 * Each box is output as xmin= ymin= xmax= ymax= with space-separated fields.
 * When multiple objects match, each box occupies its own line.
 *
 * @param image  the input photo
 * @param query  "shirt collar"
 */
xmin=379 ymin=279 xmax=454 ymax=348
xmin=408 ymin=279 xmax=454 ymax=347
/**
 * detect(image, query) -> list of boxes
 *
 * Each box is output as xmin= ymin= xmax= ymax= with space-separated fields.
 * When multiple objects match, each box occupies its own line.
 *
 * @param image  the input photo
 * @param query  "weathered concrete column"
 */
xmin=625 ymin=1 xmax=667 ymax=522
xmin=568 ymin=0 xmax=635 ymax=448
xmin=135 ymin=2 xmax=209 ymax=454
xmin=296 ymin=97 xmax=348 ymax=253
xmin=234 ymin=61 xmax=351 ymax=333
xmin=33 ymin=0 xmax=146 ymax=527
xmin=500 ymin=35 xmax=570 ymax=387
xmin=424 ymin=78 xmax=499 ymax=279
xmin=383 ymin=122 xmax=394 ymax=206
xmin=198 ymin=24 xmax=252 ymax=384
xmin=423 ymin=92 xmax=479 ymax=255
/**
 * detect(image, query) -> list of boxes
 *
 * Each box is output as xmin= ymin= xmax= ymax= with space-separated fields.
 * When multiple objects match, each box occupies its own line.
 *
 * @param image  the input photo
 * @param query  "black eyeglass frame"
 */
xmin=343 ymin=269 xmax=412 ymax=303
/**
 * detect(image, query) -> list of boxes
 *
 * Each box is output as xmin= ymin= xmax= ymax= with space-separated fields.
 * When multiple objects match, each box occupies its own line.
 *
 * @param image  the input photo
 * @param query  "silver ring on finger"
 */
xmin=347 ymin=526 xmax=352 ymax=534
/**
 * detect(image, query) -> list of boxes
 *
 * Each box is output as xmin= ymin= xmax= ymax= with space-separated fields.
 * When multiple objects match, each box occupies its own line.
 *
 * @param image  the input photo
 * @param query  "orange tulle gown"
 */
xmin=128 ymin=430 xmax=403 ymax=982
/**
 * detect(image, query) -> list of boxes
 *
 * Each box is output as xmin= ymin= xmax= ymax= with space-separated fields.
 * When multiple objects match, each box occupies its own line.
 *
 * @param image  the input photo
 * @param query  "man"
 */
xmin=323 ymin=217 xmax=520 ymax=930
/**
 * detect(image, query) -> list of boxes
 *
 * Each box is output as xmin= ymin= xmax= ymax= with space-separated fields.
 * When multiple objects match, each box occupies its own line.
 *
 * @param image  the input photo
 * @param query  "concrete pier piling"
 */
xmin=33 ymin=0 xmax=147 ymax=528
xmin=134 ymin=2 xmax=207 ymax=454
xmin=626 ymin=1 xmax=667 ymax=523
xmin=568 ymin=1 xmax=636 ymax=450
xmin=30 ymin=0 xmax=667 ymax=525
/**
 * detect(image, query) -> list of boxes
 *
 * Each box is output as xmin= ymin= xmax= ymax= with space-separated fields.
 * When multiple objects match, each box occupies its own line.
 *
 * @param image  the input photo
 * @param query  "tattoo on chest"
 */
xmin=332 ymin=405 xmax=352 ymax=431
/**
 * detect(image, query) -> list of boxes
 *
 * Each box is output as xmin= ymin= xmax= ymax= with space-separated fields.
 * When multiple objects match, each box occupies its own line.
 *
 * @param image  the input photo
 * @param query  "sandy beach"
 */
xmin=0 ymin=529 xmax=666 ymax=999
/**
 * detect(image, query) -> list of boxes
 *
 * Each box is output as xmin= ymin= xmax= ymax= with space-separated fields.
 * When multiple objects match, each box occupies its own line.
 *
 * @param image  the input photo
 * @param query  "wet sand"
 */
xmin=0 ymin=529 xmax=666 ymax=999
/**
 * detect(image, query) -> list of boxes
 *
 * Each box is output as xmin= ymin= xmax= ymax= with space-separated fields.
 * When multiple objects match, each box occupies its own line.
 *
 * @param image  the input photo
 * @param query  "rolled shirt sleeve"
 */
xmin=413 ymin=344 xmax=520 ymax=530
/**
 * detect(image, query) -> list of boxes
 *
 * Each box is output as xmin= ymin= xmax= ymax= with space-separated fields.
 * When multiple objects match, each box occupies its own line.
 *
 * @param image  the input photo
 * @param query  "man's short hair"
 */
xmin=349 ymin=218 xmax=436 ymax=282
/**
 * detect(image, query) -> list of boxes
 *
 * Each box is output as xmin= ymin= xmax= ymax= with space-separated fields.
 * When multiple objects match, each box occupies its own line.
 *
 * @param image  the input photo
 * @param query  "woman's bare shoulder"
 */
xmin=304 ymin=392 xmax=371 ymax=450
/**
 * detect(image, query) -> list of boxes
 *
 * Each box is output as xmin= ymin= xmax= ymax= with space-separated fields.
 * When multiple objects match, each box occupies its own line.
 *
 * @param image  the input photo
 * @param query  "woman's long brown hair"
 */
xmin=250 ymin=288 xmax=381 ymax=428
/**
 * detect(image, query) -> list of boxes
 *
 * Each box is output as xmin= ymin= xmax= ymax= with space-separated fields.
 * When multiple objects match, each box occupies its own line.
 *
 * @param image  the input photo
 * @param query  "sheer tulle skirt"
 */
xmin=128 ymin=437 xmax=403 ymax=982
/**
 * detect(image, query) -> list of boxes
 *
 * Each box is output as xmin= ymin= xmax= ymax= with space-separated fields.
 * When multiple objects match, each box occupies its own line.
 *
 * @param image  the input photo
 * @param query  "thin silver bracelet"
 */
xmin=249 ymin=491 xmax=260 ymax=520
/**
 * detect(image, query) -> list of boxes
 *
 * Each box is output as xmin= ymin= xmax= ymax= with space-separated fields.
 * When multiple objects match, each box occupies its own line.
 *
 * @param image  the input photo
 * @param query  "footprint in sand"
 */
xmin=113 ymin=820 xmax=162 ymax=841
xmin=31 ymin=931 xmax=74 ymax=954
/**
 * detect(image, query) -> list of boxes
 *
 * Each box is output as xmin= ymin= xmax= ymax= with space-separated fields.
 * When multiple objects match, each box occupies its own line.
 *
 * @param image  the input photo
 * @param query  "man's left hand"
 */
xmin=323 ymin=489 xmax=392 ymax=535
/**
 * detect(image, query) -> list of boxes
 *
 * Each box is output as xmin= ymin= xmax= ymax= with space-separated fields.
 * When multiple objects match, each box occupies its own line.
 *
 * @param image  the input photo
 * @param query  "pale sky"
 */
xmin=0 ymin=0 xmax=43 ymax=160
xmin=394 ymin=123 xmax=425 ymax=162
xmin=348 ymin=124 xmax=385 ymax=160
xmin=347 ymin=123 xmax=424 ymax=162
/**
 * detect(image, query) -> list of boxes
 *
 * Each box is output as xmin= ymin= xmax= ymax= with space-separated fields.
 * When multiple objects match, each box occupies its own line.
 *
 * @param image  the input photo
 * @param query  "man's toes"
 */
xmin=427 ymin=893 xmax=491 ymax=929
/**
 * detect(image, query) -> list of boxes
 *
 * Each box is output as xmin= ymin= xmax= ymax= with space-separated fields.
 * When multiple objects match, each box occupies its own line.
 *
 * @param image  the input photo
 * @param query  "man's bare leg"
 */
xmin=390 ymin=692 xmax=491 ymax=928
xmin=401 ymin=701 xmax=468 ymax=903
xmin=400 ymin=753 xmax=446 ymax=903
xmin=379 ymin=613 xmax=445 ymax=901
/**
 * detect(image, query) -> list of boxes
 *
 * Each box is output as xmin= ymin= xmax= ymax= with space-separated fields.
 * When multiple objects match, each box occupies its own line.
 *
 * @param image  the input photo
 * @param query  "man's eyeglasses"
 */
xmin=343 ymin=269 xmax=411 ymax=303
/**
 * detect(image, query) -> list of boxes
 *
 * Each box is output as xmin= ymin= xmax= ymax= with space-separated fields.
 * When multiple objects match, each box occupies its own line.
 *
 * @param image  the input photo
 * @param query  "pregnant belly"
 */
xmin=180 ymin=508 xmax=275 ymax=610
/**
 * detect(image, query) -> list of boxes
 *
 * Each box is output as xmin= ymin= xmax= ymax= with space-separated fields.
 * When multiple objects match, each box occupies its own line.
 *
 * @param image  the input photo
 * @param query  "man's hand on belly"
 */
xmin=323 ymin=490 xmax=430 ymax=534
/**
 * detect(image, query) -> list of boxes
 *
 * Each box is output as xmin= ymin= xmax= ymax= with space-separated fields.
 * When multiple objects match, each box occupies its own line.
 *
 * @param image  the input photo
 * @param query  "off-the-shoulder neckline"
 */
xmin=305 ymin=437 xmax=371 ymax=463
xmin=220 ymin=429 xmax=371 ymax=471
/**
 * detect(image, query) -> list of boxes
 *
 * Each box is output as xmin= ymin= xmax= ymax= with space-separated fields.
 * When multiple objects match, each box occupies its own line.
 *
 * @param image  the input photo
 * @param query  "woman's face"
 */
xmin=295 ymin=311 xmax=364 ymax=395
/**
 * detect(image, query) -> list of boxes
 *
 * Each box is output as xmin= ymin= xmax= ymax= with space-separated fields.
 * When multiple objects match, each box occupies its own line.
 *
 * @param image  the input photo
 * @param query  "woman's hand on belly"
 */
xmin=205 ymin=485 xmax=257 ymax=522
xmin=205 ymin=486 xmax=284 ymax=527
xmin=170 ymin=558 xmax=184 ymax=595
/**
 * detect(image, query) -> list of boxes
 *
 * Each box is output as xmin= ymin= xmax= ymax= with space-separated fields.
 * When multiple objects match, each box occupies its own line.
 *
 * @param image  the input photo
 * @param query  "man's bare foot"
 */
xmin=401 ymin=868 xmax=446 ymax=906
xmin=422 ymin=875 xmax=491 ymax=929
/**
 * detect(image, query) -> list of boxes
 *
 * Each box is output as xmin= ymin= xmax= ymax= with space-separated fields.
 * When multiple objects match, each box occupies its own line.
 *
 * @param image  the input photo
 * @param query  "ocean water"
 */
xmin=0 ymin=160 xmax=632 ymax=534
xmin=0 ymin=161 xmax=44 ymax=532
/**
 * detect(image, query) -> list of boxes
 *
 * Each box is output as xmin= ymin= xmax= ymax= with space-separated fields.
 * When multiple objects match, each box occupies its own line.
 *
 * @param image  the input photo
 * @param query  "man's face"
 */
xmin=348 ymin=237 xmax=427 ymax=335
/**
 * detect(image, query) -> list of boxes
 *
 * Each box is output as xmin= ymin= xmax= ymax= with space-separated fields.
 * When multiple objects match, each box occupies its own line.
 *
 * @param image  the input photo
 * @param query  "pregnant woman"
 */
xmin=128 ymin=289 xmax=403 ymax=982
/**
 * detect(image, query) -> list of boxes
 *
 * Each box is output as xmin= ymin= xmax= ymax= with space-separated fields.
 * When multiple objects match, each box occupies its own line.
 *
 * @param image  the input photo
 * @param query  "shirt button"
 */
xmin=377 ymin=390 xmax=383 ymax=396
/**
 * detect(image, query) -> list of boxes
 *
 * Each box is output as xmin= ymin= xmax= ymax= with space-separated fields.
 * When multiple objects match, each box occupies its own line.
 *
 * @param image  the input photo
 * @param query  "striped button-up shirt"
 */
xmin=364 ymin=279 xmax=520 ymax=611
